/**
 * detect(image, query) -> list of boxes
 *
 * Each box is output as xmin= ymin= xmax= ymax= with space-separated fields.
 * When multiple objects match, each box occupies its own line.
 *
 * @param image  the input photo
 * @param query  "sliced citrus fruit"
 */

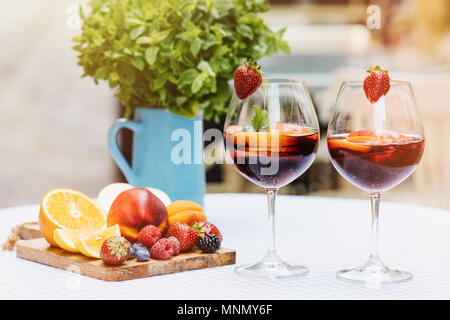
xmin=53 ymin=228 xmax=97 ymax=253
xmin=347 ymin=136 xmax=377 ymax=143
xmin=272 ymin=123 xmax=314 ymax=135
xmin=348 ymin=130 xmax=405 ymax=141
xmin=75 ymin=224 xmax=121 ymax=258
xmin=232 ymin=132 xmax=279 ymax=148
xmin=225 ymin=125 xmax=243 ymax=136
xmin=327 ymin=139 xmax=371 ymax=153
xmin=39 ymin=188 xmax=107 ymax=247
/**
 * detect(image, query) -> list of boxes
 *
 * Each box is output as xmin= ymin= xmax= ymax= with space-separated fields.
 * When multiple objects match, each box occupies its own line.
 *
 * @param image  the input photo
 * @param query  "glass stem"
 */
xmin=266 ymin=188 xmax=279 ymax=257
xmin=369 ymin=192 xmax=382 ymax=263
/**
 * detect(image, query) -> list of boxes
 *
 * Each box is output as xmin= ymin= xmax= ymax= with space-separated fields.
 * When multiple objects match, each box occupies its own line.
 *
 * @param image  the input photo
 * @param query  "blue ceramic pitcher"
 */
xmin=108 ymin=108 xmax=205 ymax=206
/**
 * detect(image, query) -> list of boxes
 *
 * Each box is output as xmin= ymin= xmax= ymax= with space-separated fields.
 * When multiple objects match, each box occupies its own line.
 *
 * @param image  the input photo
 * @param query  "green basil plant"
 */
xmin=73 ymin=0 xmax=290 ymax=121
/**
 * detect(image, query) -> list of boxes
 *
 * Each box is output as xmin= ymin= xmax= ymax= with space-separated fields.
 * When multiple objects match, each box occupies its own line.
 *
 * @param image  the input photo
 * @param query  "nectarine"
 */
xmin=107 ymin=188 xmax=168 ymax=243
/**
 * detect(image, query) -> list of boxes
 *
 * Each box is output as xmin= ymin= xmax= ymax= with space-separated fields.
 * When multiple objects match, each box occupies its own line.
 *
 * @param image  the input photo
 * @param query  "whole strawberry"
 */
xmin=234 ymin=59 xmax=263 ymax=100
xmin=363 ymin=65 xmax=390 ymax=103
xmin=166 ymin=222 xmax=198 ymax=252
xmin=100 ymin=236 xmax=130 ymax=265
xmin=138 ymin=225 xmax=161 ymax=248
xmin=192 ymin=222 xmax=223 ymax=242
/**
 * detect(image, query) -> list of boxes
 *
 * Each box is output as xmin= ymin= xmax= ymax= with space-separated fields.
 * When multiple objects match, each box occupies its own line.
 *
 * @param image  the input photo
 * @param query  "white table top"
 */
xmin=1 ymin=193 xmax=450 ymax=300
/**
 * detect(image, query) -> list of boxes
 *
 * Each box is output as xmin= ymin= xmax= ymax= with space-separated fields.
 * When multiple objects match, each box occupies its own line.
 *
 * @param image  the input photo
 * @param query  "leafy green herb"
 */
xmin=251 ymin=105 xmax=269 ymax=132
xmin=73 ymin=0 xmax=290 ymax=120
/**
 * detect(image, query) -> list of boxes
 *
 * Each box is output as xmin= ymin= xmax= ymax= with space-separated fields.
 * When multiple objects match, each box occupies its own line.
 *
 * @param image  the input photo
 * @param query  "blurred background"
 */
xmin=1 ymin=0 xmax=449 ymax=209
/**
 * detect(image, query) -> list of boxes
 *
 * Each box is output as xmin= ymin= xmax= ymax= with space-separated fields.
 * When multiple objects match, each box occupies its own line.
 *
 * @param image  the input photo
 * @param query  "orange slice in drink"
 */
xmin=348 ymin=130 xmax=405 ymax=141
xmin=272 ymin=123 xmax=314 ymax=135
xmin=225 ymin=125 xmax=243 ymax=136
xmin=347 ymin=136 xmax=377 ymax=143
xmin=231 ymin=132 xmax=280 ymax=149
xmin=327 ymin=139 xmax=371 ymax=153
xmin=39 ymin=188 xmax=107 ymax=247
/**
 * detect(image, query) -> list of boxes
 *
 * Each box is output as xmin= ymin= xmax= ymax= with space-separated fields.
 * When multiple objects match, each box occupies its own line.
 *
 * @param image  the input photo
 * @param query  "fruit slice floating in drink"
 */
xmin=328 ymin=130 xmax=425 ymax=192
xmin=225 ymin=124 xmax=319 ymax=189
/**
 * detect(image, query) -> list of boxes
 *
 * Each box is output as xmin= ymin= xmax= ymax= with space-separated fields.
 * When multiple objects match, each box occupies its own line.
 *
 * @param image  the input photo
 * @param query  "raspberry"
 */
xmin=167 ymin=236 xmax=180 ymax=255
xmin=198 ymin=234 xmax=221 ymax=253
xmin=150 ymin=238 xmax=175 ymax=260
xmin=138 ymin=225 xmax=161 ymax=248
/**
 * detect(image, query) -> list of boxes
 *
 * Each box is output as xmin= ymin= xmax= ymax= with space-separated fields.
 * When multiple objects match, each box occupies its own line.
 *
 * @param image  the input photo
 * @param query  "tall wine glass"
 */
xmin=224 ymin=79 xmax=319 ymax=278
xmin=327 ymin=80 xmax=425 ymax=284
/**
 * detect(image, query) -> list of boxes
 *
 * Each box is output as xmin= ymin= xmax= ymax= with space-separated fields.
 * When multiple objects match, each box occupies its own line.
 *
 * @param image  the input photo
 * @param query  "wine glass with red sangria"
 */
xmin=224 ymin=76 xmax=319 ymax=278
xmin=327 ymin=66 xmax=425 ymax=284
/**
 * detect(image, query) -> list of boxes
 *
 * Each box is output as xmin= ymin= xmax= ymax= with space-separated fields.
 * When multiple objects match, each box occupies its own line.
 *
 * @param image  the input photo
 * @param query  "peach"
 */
xmin=167 ymin=200 xmax=207 ymax=227
xmin=107 ymin=188 xmax=168 ymax=243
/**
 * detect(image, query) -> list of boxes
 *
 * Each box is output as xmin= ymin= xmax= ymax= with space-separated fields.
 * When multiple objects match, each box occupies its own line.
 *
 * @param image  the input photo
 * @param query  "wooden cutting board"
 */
xmin=16 ymin=238 xmax=236 ymax=281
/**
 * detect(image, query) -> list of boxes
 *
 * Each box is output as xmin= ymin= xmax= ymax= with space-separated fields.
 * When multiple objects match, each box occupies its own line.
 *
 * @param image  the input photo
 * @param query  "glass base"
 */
xmin=337 ymin=258 xmax=412 ymax=284
xmin=235 ymin=252 xmax=308 ymax=279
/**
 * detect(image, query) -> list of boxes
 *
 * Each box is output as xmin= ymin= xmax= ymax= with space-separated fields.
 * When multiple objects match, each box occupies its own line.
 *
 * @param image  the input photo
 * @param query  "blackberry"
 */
xmin=198 ymin=234 xmax=221 ymax=253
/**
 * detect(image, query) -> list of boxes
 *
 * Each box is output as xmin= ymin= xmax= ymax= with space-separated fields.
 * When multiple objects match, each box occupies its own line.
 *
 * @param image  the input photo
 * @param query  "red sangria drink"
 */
xmin=327 ymin=68 xmax=425 ymax=284
xmin=328 ymin=130 xmax=425 ymax=192
xmin=224 ymin=77 xmax=320 ymax=279
xmin=225 ymin=124 xmax=319 ymax=189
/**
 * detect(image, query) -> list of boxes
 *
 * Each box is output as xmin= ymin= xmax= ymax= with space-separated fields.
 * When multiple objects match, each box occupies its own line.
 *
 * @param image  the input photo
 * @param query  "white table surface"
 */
xmin=1 ymin=193 xmax=450 ymax=300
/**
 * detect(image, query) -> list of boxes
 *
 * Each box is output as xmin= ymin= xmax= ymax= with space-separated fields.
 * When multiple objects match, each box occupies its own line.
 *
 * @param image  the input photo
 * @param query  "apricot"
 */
xmin=167 ymin=201 xmax=206 ymax=227
xmin=107 ymin=188 xmax=168 ymax=243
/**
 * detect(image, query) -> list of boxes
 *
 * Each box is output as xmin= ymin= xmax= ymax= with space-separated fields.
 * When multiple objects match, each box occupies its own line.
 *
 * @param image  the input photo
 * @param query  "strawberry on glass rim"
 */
xmin=223 ymin=77 xmax=320 ymax=278
xmin=234 ymin=59 xmax=263 ymax=100
xmin=363 ymin=65 xmax=390 ymax=103
xmin=327 ymin=74 xmax=425 ymax=284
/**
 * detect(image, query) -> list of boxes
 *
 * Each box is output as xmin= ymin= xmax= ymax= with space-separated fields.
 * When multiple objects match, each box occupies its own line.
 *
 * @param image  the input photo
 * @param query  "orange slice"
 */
xmin=328 ymin=139 xmax=371 ymax=153
xmin=75 ymin=224 xmax=121 ymax=258
xmin=231 ymin=132 xmax=280 ymax=148
xmin=347 ymin=136 xmax=377 ymax=143
xmin=231 ymin=125 xmax=315 ymax=149
xmin=349 ymin=130 xmax=405 ymax=141
xmin=53 ymin=228 xmax=97 ymax=253
xmin=39 ymin=188 xmax=107 ymax=247
xmin=272 ymin=123 xmax=314 ymax=135
xmin=225 ymin=125 xmax=243 ymax=136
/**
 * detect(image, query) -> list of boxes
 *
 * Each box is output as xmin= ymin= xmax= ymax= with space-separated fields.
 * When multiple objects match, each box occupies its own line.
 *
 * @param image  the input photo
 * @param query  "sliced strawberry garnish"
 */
xmin=363 ymin=65 xmax=390 ymax=103
xmin=234 ymin=60 xmax=263 ymax=100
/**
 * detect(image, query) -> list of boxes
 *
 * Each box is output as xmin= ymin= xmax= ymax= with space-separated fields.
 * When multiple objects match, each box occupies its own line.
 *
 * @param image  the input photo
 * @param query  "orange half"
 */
xmin=39 ymin=188 xmax=107 ymax=247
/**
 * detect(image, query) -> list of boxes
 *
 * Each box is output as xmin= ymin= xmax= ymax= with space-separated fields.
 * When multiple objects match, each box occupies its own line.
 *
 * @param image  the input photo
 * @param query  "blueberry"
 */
xmin=128 ymin=246 xmax=136 ymax=260
xmin=136 ymin=249 xmax=150 ymax=261
xmin=132 ymin=242 xmax=146 ymax=251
